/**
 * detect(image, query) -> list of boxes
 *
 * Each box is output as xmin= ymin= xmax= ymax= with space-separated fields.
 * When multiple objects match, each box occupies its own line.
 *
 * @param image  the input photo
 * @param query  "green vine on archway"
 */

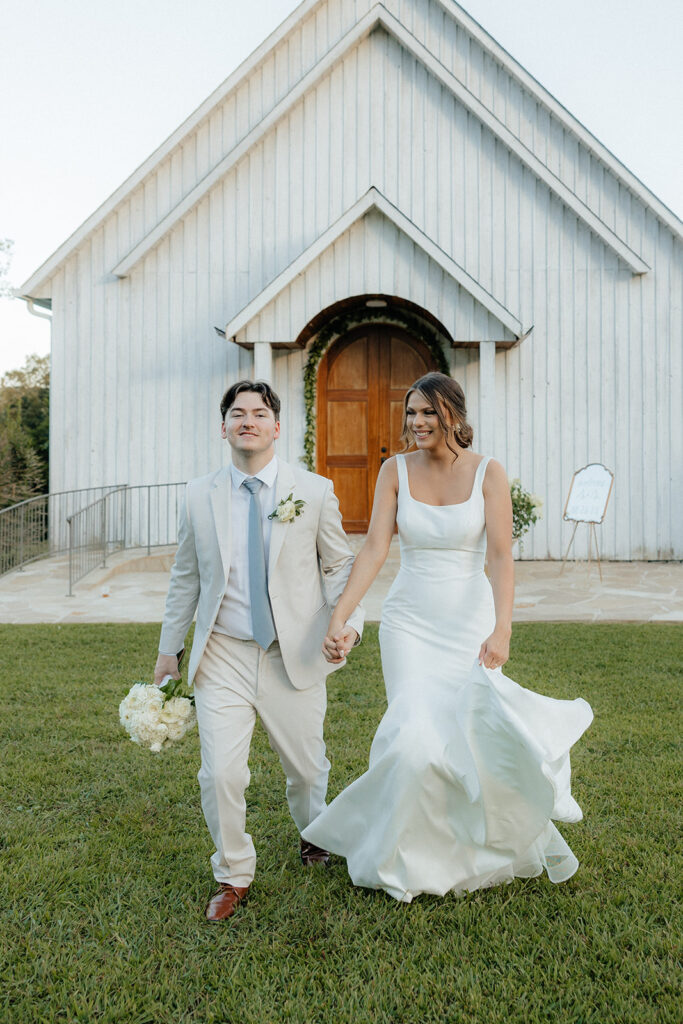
xmin=302 ymin=309 xmax=451 ymax=470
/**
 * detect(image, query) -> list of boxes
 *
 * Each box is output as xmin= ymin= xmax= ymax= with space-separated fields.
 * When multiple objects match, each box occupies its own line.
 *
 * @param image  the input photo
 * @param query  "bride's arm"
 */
xmin=324 ymin=459 xmax=399 ymax=659
xmin=480 ymin=459 xmax=514 ymax=668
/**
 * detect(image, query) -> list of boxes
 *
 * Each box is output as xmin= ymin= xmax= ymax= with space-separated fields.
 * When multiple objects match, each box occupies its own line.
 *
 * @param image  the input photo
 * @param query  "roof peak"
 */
xmin=19 ymin=0 xmax=680 ymax=296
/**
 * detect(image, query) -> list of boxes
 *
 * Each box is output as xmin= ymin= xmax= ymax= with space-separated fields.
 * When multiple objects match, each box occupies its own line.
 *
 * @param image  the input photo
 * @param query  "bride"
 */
xmin=303 ymin=372 xmax=593 ymax=903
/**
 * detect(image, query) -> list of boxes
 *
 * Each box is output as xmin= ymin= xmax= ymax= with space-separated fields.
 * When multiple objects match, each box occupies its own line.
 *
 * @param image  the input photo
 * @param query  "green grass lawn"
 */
xmin=1 ymin=623 xmax=681 ymax=1024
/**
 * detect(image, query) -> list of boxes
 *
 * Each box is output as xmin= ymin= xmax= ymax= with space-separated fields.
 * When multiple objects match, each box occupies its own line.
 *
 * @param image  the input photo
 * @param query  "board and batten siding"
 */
xmin=37 ymin=0 xmax=681 ymax=559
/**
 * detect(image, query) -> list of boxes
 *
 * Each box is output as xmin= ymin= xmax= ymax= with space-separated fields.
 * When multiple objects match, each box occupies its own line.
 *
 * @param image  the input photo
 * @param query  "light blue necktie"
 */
xmin=242 ymin=477 xmax=276 ymax=650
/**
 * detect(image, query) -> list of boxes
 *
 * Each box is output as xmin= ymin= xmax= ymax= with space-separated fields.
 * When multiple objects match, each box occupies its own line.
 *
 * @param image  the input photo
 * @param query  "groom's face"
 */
xmin=221 ymin=390 xmax=280 ymax=455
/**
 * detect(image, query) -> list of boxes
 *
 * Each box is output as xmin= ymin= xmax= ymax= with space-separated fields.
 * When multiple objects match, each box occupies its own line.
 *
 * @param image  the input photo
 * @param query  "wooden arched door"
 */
xmin=316 ymin=325 xmax=438 ymax=531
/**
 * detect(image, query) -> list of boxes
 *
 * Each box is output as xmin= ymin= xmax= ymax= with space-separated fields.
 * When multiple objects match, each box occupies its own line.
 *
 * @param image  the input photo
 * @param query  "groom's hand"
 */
xmin=154 ymin=653 xmax=181 ymax=685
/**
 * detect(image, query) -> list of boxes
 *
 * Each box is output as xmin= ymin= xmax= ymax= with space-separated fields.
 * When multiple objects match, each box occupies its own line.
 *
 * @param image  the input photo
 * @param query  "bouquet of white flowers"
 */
xmin=119 ymin=675 xmax=196 ymax=753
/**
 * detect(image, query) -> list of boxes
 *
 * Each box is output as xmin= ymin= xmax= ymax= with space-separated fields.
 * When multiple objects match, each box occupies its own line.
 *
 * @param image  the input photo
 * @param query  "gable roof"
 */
xmin=225 ymin=187 xmax=527 ymax=340
xmin=21 ymin=0 xmax=679 ymax=296
xmin=435 ymin=0 xmax=680 ymax=237
xmin=19 ymin=0 xmax=328 ymax=297
xmin=111 ymin=4 xmax=380 ymax=279
xmin=110 ymin=4 xmax=649 ymax=278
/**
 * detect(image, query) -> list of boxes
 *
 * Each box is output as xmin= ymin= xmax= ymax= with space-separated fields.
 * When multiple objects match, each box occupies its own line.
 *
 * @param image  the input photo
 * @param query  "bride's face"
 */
xmin=405 ymin=391 xmax=450 ymax=450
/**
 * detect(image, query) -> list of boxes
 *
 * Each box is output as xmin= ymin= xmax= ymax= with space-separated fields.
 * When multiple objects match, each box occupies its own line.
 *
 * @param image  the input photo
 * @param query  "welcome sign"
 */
xmin=563 ymin=463 xmax=614 ymax=525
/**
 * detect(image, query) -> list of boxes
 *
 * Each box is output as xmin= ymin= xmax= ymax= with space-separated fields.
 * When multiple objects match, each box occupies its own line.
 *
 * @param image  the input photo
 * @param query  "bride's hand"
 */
xmin=323 ymin=620 xmax=358 ymax=663
xmin=478 ymin=628 xmax=510 ymax=670
xmin=331 ymin=625 xmax=358 ymax=658
xmin=322 ymin=634 xmax=346 ymax=663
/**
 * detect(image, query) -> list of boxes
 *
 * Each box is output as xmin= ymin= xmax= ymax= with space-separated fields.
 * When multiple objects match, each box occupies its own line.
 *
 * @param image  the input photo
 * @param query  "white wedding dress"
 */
xmin=303 ymin=454 xmax=593 ymax=902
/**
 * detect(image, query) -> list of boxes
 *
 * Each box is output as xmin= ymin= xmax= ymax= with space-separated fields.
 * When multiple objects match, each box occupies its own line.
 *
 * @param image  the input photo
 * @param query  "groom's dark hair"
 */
xmin=220 ymin=380 xmax=281 ymax=421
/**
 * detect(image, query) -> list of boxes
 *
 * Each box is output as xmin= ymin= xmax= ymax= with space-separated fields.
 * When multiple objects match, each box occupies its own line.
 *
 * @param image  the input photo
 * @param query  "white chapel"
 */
xmin=19 ymin=0 xmax=683 ymax=558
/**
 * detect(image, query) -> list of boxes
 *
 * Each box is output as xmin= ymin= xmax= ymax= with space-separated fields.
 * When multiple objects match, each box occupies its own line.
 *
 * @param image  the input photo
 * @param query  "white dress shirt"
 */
xmin=213 ymin=455 xmax=278 ymax=641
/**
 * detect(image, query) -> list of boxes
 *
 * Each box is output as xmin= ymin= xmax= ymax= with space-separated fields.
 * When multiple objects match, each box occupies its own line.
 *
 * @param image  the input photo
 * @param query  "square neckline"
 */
xmin=399 ymin=453 xmax=488 ymax=508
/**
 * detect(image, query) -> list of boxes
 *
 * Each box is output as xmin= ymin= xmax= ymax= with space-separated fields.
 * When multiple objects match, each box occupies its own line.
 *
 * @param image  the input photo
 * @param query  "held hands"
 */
xmin=322 ymin=621 xmax=359 ymax=664
xmin=478 ymin=627 xmax=511 ymax=671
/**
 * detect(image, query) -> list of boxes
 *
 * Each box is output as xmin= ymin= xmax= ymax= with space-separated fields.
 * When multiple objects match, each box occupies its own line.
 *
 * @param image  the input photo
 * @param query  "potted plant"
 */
xmin=510 ymin=479 xmax=542 ymax=555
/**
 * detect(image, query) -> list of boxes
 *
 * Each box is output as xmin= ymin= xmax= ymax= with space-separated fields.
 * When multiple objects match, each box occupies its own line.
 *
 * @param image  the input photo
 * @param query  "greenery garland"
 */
xmin=302 ymin=308 xmax=450 ymax=470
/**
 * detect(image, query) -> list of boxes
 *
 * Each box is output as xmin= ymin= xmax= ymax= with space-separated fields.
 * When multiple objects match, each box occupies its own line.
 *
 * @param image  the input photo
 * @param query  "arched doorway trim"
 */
xmin=302 ymin=297 xmax=450 ymax=471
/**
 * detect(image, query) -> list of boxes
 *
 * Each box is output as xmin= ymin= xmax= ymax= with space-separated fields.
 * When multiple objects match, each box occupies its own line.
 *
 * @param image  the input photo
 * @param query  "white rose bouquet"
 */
xmin=119 ymin=676 xmax=196 ymax=753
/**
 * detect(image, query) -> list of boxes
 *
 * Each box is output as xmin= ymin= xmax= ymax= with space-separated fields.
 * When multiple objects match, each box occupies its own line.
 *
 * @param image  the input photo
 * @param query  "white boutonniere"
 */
xmin=268 ymin=493 xmax=305 ymax=523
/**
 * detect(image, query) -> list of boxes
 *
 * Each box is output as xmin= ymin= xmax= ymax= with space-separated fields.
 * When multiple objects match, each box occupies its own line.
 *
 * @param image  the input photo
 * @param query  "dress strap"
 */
xmin=395 ymin=453 xmax=409 ymax=493
xmin=474 ymin=455 xmax=492 ymax=495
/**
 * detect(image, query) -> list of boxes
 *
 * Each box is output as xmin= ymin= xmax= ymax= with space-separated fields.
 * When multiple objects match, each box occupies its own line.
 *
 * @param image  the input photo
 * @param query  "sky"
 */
xmin=1 ymin=0 xmax=681 ymax=379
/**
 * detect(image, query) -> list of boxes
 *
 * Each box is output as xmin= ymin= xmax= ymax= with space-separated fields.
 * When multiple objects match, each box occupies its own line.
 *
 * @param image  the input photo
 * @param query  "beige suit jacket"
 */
xmin=158 ymin=459 xmax=364 ymax=689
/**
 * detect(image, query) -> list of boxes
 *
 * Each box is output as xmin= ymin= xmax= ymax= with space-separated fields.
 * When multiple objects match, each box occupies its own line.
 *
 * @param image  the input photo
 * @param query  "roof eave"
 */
xmin=19 ymin=0 xmax=328 ymax=297
xmin=113 ymin=7 xmax=652 ymax=279
xmin=440 ymin=0 xmax=682 ymax=237
xmin=225 ymin=187 xmax=527 ymax=341
xmin=20 ymin=0 xmax=677 ymax=296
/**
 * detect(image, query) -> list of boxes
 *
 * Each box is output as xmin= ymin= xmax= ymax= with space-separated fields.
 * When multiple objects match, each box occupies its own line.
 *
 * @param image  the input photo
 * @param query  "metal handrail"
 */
xmin=0 ymin=485 xmax=124 ymax=576
xmin=67 ymin=486 xmax=128 ymax=595
xmin=1 ymin=481 xmax=187 ymax=591
xmin=1 ymin=484 xmax=120 ymax=511
xmin=122 ymin=483 xmax=187 ymax=556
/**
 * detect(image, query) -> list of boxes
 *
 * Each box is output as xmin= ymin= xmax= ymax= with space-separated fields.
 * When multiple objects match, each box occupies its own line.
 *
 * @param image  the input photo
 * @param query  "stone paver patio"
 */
xmin=1 ymin=539 xmax=681 ymax=624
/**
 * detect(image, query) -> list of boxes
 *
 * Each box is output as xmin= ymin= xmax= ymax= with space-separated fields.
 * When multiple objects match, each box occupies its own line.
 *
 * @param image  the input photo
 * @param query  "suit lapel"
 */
xmin=210 ymin=465 xmax=232 ymax=581
xmin=268 ymin=459 xmax=296 ymax=576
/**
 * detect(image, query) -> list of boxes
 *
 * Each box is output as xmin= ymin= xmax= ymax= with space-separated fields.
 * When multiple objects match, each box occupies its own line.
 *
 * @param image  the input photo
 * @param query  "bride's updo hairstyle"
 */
xmin=400 ymin=372 xmax=474 ymax=458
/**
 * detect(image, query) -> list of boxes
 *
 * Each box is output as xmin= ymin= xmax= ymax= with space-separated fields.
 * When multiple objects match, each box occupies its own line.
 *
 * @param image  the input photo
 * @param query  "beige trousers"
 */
xmin=193 ymin=631 xmax=330 ymax=886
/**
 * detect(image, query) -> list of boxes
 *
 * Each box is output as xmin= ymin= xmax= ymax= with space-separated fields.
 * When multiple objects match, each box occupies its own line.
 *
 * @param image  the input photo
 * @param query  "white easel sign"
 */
xmin=564 ymin=463 xmax=614 ymax=524
xmin=561 ymin=463 xmax=614 ymax=579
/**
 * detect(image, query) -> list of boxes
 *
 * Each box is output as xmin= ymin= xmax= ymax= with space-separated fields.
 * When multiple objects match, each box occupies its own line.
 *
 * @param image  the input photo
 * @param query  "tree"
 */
xmin=0 ymin=419 xmax=45 ymax=506
xmin=1 ymin=352 xmax=48 ymax=389
xmin=0 ymin=353 xmax=50 ymax=507
xmin=0 ymin=242 xmax=49 ymax=507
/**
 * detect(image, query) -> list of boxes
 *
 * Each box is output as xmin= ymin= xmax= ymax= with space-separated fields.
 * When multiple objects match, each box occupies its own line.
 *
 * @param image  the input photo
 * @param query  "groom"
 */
xmin=154 ymin=379 xmax=363 ymax=921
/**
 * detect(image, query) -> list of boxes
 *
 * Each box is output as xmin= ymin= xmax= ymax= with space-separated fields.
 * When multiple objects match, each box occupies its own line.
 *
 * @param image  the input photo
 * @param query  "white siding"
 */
xmin=41 ymin=0 xmax=682 ymax=559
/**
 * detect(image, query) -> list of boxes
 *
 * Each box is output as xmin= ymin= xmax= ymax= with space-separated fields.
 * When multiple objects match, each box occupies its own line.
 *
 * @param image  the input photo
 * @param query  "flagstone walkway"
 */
xmin=1 ymin=540 xmax=681 ymax=625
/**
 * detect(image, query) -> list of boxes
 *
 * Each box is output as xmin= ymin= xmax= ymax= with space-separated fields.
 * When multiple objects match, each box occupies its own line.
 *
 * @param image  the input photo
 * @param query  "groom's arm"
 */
xmin=156 ymin=488 xmax=201 ymax=677
xmin=316 ymin=480 xmax=364 ymax=642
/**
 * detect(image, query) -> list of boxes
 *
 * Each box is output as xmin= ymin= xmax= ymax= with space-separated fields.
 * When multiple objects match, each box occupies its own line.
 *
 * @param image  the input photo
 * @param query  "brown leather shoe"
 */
xmin=300 ymin=839 xmax=330 ymax=867
xmin=204 ymin=883 xmax=250 ymax=922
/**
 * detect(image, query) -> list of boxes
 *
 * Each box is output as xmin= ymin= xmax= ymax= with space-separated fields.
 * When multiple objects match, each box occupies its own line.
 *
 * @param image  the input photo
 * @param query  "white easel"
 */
xmin=560 ymin=463 xmax=614 ymax=581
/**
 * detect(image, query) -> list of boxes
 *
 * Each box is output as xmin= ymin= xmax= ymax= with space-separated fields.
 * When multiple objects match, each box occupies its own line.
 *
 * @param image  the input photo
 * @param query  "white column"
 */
xmin=252 ymin=341 xmax=273 ymax=382
xmin=477 ymin=341 xmax=496 ymax=455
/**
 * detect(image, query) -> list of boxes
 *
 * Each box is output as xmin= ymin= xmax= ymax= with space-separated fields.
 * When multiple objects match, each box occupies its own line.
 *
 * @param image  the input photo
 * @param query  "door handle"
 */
xmin=380 ymin=446 xmax=387 ymax=453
